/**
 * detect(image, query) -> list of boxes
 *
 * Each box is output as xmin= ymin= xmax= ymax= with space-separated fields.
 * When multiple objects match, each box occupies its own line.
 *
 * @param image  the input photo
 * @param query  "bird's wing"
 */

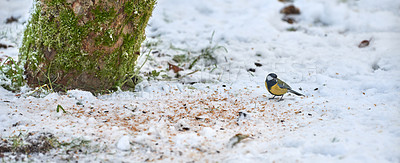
xmin=277 ymin=79 xmax=291 ymax=89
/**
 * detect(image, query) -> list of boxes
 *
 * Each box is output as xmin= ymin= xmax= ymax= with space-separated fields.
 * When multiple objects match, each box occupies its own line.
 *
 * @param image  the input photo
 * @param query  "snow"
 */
xmin=116 ymin=135 xmax=131 ymax=151
xmin=1 ymin=0 xmax=400 ymax=162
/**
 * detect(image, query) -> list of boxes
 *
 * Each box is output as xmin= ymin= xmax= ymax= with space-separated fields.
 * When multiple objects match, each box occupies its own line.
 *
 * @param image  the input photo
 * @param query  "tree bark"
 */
xmin=19 ymin=0 xmax=156 ymax=93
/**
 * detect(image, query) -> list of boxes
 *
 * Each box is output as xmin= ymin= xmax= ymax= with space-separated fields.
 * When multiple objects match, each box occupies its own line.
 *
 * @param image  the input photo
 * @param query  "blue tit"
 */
xmin=265 ymin=73 xmax=304 ymax=101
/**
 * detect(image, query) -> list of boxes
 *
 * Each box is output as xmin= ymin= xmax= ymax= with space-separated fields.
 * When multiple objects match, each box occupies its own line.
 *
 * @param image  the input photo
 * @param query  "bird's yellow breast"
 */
xmin=265 ymin=82 xmax=287 ymax=96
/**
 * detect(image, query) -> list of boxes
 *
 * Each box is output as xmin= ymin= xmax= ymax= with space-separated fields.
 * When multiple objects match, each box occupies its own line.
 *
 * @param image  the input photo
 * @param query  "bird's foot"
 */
xmin=278 ymin=95 xmax=284 ymax=102
xmin=269 ymin=96 xmax=276 ymax=100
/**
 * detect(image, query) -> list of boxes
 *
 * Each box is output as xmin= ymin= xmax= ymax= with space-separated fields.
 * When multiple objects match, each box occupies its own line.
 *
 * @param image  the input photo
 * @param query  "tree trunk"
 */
xmin=19 ymin=0 xmax=156 ymax=93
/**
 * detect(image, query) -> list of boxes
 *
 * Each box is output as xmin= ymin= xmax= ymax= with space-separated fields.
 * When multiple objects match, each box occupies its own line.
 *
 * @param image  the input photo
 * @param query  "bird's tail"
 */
xmin=289 ymin=89 xmax=305 ymax=96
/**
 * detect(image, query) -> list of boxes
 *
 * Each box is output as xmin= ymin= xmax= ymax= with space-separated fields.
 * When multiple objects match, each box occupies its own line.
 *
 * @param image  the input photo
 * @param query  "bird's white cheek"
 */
xmin=267 ymin=76 xmax=273 ymax=81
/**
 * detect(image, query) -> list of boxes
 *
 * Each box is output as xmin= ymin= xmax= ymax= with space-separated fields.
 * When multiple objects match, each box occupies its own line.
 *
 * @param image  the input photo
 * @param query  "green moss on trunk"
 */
xmin=19 ymin=0 xmax=156 ymax=93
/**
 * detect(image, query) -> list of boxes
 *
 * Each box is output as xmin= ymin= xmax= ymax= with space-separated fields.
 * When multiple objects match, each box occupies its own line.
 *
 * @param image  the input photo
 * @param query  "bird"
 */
xmin=265 ymin=73 xmax=304 ymax=101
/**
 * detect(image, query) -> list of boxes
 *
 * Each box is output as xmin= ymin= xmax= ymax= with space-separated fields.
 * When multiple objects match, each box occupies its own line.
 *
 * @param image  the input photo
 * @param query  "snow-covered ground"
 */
xmin=1 ymin=0 xmax=400 ymax=162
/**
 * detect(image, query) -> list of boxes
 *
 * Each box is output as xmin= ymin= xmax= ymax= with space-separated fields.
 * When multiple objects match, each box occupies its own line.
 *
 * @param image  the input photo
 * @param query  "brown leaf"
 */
xmin=254 ymin=62 xmax=263 ymax=67
xmin=358 ymin=40 xmax=370 ymax=48
xmin=280 ymin=5 xmax=301 ymax=15
xmin=6 ymin=16 xmax=19 ymax=24
xmin=278 ymin=0 xmax=294 ymax=3
xmin=247 ymin=68 xmax=256 ymax=72
xmin=168 ymin=62 xmax=183 ymax=73
xmin=0 ymin=43 xmax=13 ymax=49
xmin=282 ymin=16 xmax=296 ymax=24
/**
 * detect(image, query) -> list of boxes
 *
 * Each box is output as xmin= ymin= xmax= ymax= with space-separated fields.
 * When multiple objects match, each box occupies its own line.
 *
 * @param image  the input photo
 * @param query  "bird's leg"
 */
xmin=278 ymin=95 xmax=284 ymax=102
xmin=269 ymin=95 xmax=276 ymax=100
